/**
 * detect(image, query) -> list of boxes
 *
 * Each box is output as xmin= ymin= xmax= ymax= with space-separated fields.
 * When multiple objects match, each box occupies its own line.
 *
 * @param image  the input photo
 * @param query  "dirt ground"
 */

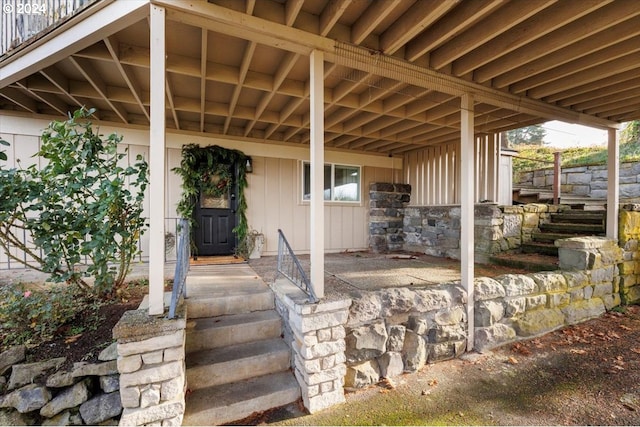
xmin=248 ymin=254 xmax=640 ymax=426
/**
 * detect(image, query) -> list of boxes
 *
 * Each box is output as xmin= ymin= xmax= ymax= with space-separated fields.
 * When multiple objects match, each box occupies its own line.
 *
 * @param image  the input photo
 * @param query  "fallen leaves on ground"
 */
xmin=428 ymin=378 xmax=438 ymax=386
xmin=507 ymin=356 xmax=519 ymax=365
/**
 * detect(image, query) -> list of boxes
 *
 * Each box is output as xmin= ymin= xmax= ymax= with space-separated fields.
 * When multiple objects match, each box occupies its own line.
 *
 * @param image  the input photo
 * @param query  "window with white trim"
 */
xmin=302 ymin=162 xmax=361 ymax=202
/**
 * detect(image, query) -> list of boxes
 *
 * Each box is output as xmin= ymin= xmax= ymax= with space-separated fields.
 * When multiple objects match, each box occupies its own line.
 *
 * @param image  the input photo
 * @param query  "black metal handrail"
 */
xmin=276 ymin=229 xmax=318 ymax=303
xmin=168 ymin=218 xmax=189 ymax=319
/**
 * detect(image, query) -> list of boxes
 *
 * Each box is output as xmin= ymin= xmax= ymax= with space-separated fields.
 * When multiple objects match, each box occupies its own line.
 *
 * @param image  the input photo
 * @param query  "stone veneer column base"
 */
xmin=113 ymin=305 xmax=186 ymax=426
xmin=272 ymin=279 xmax=351 ymax=413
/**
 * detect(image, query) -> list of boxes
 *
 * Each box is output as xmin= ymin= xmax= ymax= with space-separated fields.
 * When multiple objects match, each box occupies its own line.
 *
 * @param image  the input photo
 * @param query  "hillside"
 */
xmin=512 ymin=141 xmax=640 ymax=180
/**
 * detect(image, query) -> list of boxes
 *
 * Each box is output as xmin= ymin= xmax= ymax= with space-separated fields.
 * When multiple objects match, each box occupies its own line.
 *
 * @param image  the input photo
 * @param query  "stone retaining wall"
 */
xmin=618 ymin=204 xmax=640 ymax=304
xmin=113 ymin=306 xmax=186 ymax=426
xmin=474 ymin=236 xmax=622 ymax=350
xmin=402 ymin=202 xmax=559 ymax=262
xmin=272 ymin=280 xmax=351 ymax=413
xmin=0 ymin=343 xmax=122 ymax=425
xmin=343 ymin=236 xmax=623 ymax=388
xmin=516 ymin=162 xmax=640 ymax=199
xmin=343 ymin=284 xmax=467 ymax=389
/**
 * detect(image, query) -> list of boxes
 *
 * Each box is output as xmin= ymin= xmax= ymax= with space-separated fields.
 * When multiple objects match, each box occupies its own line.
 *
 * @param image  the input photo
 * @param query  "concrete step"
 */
xmin=521 ymin=241 xmax=558 ymax=256
xmin=186 ymin=338 xmax=291 ymax=390
xmin=186 ymin=288 xmax=274 ymax=318
xmin=540 ymin=222 xmax=605 ymax=234
xmin=183 ymin=371 xmax=301 ymax=426
xmin=186 ymin=310 xmax=282 ymax=353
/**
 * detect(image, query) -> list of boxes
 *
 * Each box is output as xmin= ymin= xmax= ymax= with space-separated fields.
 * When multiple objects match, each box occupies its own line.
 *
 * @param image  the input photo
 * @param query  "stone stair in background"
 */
xmin=490 ymin=207 xmax=606 ymax=272
xmin=181 ymin=264 xmax=300 ymax=426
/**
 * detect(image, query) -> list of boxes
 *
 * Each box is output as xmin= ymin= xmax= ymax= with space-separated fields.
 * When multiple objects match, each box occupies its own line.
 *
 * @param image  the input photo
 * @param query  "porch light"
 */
xmin=245 ymin=158 xmax=253 ymax=173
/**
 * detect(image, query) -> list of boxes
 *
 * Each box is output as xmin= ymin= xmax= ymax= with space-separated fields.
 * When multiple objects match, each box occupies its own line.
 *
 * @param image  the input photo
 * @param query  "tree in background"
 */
xmin=506 ymin=124 xmax=547 ymax=146
xmin=621 ymin=120 xmax=639 ymax=144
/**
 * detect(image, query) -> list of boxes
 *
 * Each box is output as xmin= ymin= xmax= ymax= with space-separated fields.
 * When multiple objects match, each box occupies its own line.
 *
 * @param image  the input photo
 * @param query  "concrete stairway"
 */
xmin=182 ymin=264 xmax=300 ymax=426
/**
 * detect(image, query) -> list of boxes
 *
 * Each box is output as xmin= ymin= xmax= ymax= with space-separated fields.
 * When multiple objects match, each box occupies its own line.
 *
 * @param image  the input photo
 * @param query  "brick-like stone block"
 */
xmin=496 ymin=274 xmax=537 ymax=296
xmin=120 ymin=386 xmax=140 ymax=409
xmin=119 ymin=399 xmax=185 ymax=426
xmin=119 ymin=361 xmax=183 ymax=388
xmin=118 ymin=355 xmax=142 ymax=374
xmin=515 ymin=308 xmax=564 ymax=337
xmin=163 ymin=347 xmax=184 ymax=363
xmin=474 ymin=277 xmax=506 ymax=301
xmin=142 ymin=351 xmax=164 ymax=365
xmin=345 ymin=360 xmax=380 ymax=388
xmin=475 ymin=323 xmax=516 ymax=352
xmin=561 ymin=299 xmax=605 ymax=325
xmin=118 ymin=330 xmax=185 ymax=357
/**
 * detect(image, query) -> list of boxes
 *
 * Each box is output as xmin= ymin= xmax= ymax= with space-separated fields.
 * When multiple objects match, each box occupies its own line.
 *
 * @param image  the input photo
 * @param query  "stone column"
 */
xmin=113 ymin=306 xmax=186 ymax=426
xmin=369 ymin=183 xmax=411 ymax=253
xmin=272 ymin=280 xmax=351 ymax=413
xmin=618 ymin=204 xmax=640 ymax=304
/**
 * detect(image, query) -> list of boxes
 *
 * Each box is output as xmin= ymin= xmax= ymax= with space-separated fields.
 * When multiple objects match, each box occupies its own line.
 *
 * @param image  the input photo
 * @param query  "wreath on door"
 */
xmin=173 ymin=144 xmax=251 ymax=256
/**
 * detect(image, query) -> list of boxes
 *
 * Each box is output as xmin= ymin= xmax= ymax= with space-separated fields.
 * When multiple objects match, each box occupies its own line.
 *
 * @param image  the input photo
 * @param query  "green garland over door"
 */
xmin=172 ymin=144 xmax=250 ymax=257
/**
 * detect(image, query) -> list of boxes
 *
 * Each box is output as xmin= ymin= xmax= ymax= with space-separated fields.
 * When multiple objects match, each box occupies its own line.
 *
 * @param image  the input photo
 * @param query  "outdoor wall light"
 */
xmin=245 ymin=158 xmax=253 ymax=173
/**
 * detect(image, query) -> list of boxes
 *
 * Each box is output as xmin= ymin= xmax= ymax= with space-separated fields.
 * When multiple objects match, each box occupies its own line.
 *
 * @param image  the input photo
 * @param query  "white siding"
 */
xmin=404 ymin=135 xmax=500 ymax=206
xmin=0 ymin=115 xmax=402 ymax=267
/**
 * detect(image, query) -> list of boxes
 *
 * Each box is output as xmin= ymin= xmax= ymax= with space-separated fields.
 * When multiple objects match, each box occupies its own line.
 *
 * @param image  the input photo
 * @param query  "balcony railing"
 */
xmin=1 ymin=0 xmax=98 ymax=57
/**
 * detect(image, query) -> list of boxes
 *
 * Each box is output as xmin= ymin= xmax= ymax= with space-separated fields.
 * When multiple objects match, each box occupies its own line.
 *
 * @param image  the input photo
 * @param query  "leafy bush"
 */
xmin=0 ymin=284 xmax=98 ymax=347
xmin=0 ymin=108 xmax=149 ymax=298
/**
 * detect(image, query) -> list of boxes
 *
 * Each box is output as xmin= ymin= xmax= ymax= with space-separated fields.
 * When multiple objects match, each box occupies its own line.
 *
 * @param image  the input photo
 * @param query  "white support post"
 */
xmin=607 ymin=128 xmax=619 ymax=240
xmin=310 ymin=50 xmax=325 ymax=300
xmin=460 ymin=94 xmax=475 ymax=351
xmin=148 ymin=5 xmax=166 ymax=316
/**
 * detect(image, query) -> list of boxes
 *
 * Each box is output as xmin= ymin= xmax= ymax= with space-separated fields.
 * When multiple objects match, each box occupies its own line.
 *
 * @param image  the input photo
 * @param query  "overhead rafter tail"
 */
xmin=69 ymin=56 xmax=128 ymax=123
xmin=0 ymin=87 xmax=38 ymax=112
xmin=104 ymin=37 xmax=149 ymax=121
xmin=15 ymin=81 xmax=68 ymax=115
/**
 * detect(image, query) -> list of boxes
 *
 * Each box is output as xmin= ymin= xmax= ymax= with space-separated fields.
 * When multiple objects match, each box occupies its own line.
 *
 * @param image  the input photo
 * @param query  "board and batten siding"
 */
xmin=0 ymin=114 xmax=401 ymax=267
xmin=404 ymin=134 xmax=500 ymax=205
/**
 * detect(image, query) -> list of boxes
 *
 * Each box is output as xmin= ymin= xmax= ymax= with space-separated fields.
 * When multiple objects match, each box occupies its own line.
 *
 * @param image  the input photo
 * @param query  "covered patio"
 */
xmin=1 ymin=0 xmax=634 ymax=320
xmin=1 ymin=0 xmax=639 ymax=422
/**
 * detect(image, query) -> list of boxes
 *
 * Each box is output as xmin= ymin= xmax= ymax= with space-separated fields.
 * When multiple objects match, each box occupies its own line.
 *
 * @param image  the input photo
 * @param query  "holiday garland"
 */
xmin=172 ymin=144 xmax=250 ymax=256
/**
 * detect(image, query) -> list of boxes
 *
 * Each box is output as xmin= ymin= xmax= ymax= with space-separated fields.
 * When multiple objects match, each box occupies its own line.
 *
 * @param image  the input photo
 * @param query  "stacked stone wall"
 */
xmin=0 ymin=344 xmax=122 ymax=425
xmin=474 ymin=236 xmax=622 ymax=351
xmin=369 ymin=183 xmax=411 ymax=253
xmin=517 ymin=162 xmax=640 ymax=199
xmin=113 ymin=307 xmax=186 ymax=426
xmin=272 ymin=280 xmax=351 ymax=413
xmin=402 ymin=202 xmax=560 ymax=261
xmin=618 ymin=204 xmax=640 ymax=304
xmin=343 ymin=284 xmax=467 ymax=389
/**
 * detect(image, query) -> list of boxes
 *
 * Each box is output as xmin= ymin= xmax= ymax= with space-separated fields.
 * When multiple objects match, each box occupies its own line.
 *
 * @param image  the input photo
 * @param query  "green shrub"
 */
xmin=0 ymin=284 xmax=98 ymax=347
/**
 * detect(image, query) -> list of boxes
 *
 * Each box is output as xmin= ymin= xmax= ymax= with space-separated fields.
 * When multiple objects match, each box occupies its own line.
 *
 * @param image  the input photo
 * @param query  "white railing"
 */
xmin=1 ymin=0 xmax=98 ymax=57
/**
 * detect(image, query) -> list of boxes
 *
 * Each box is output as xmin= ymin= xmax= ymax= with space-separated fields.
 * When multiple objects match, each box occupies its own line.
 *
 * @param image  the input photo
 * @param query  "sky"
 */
xmin=542 ymin=120 xmax=608 ymax=148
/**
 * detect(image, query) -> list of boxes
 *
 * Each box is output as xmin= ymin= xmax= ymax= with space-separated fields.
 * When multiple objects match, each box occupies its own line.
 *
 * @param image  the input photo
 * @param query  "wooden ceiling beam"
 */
xmin=577 ymin=86 xmax=640 ymax=114
xmin=562 ymin=78 xmax=640 ymax=110
xmin=405 ymin=0 xmax=503 ymax=62
xmin=530 ymin=54 xmax=640 ymax=100
xmin=319 ymin=0 xmax=351 ymax=37
xmin=104 ymin=37 xmax=149 ymax=122
xmin=380 ymin=0 xmax=459 ymax=55
xmin=554 ymin=69 xmax=640 ymax=106
xmin=285 ymin=0 xmax=305 ymax=27
xmin=351 ymin=0 xmax=402 ymax=45
xmin=490 ymin=15 xmax=640 ymax=88
xmin=428 ymin=0 xmax=556 ymax=70
xmin=39 ymin=66 xmax=89 ymax=114
xmin=69 ymin=56 xmax=128 ymax=123
xmin=15 ymin=81 xmax=69 ymax=115
xmin=452 ymin=0 xmax=607 ymax=77
xmin=511 ymin=35 xmax=640 ymax=95
xmin=476 ymin=1 xmax=640 ymax=84
xmin=224 ymin=41 xmax=256 ymax=134
xmin=0 ymin=87 xmax=38 ymax=113
xmin=165 ymin=75 xmax=180 ymax=130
